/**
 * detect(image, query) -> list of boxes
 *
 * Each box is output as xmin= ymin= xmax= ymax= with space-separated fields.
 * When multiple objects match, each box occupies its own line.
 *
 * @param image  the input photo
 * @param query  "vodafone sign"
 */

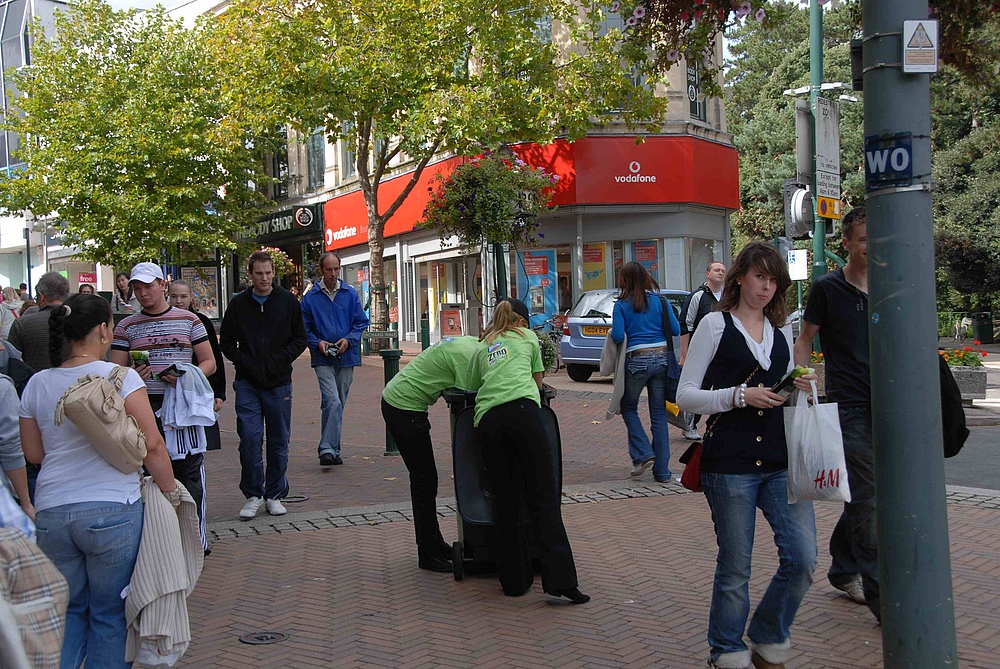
xmin=615 ymin=160 xmax=657 ymax=184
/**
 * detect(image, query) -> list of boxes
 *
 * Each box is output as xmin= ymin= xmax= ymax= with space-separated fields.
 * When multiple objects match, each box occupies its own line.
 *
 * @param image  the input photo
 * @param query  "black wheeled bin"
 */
xmin=974 ymin=312 xmax=994 ymax=344
xmin=443 ymin=386 xmax=562 ymax=581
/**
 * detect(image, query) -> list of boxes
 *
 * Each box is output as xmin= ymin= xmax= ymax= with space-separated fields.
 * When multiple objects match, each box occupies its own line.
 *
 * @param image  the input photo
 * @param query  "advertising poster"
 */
xmin=516 ymin=249 xmax=557 ymax=328
xmin=180 ymin=267 xmax=220 ymax=319
xmin=440 ymin=309 xmax=464 ymax=337
xmin=582 ymin=243 xmax=606 ymax=291
xmin=78 ymin=272 xmax=97 ymax=285
xmin=631 ymin=240 xmax=659 ymax=277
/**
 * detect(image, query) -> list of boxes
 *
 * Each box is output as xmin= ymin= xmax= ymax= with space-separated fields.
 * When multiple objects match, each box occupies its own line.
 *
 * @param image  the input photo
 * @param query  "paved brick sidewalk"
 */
xmin=180 ymin=489 xmax=1000 ymax=668
xmin=203 ymin=355 xmax=693 ymax=523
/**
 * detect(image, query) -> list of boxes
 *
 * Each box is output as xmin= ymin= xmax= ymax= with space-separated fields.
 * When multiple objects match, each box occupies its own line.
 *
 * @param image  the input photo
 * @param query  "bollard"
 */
xmin=420 ymin=318 xmax=430 ymax=350
xmin=379 ymin=348 xmax=403 ymax=455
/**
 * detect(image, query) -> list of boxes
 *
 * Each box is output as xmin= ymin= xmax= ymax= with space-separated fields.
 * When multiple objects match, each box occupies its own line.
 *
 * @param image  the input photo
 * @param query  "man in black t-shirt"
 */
xmin=794 ymin=207 xmax=880 ymax=622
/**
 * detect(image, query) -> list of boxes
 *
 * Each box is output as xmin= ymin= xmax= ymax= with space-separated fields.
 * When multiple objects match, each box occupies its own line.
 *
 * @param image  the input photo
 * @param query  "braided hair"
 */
xmin=48 ymin=294 xmax=113 ymax=368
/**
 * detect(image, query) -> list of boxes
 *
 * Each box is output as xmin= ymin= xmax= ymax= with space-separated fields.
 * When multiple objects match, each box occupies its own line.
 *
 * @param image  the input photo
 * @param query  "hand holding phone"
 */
xmin=771 ymin=366 xmax=815 ymax=397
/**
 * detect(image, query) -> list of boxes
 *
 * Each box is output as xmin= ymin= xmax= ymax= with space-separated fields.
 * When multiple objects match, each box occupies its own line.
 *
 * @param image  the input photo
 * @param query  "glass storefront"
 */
xmin=688 ymin=237 xmax=725 ymax=290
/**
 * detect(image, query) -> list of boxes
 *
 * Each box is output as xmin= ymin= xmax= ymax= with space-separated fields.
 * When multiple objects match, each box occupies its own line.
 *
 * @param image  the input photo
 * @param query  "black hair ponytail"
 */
xmin=48 ymin=305 xmax=68 ymax=369
xmin=48 ymin=294 xmax=113 ymax=367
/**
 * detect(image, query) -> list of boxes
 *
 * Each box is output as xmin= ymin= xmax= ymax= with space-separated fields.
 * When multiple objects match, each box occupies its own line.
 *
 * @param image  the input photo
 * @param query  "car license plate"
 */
xmin=582 ymin=325 xmax=610 ymax=336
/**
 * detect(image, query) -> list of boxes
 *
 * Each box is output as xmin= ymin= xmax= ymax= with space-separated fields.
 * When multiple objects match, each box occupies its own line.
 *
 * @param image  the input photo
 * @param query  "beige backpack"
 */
xmin=54 ymin=366 xmax=147 ymax=474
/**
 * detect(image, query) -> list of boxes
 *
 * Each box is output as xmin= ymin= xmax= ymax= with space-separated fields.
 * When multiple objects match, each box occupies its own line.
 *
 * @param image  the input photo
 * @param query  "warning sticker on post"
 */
xmin=902 ymin=20 xmax=938 ymax=74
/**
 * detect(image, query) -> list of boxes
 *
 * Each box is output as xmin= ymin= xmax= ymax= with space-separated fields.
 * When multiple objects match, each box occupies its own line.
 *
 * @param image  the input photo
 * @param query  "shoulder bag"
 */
xmin=679 ymin=363 xmax=760 ymax=492
xmin=657 ymin=295 xmax=682 ymax=402
xmin=54 ymin=365 xmax=147 ymax=474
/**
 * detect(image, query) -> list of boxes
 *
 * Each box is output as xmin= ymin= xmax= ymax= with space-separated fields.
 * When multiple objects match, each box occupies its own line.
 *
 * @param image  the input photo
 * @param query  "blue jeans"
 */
xmin=621 ymin=352 xmax=672 ymax=480
xmin=235 ymin=379 xmax=292 ymax=500
xmin=35 ymin=500 xmax=144 ymax=669
xmin=315 ymin=364 xmax=354 ymax=458
xmin=702 ymin=470 xmax=817 ymax=668
xmin=829 ymin=405 xmax=880 ymax=615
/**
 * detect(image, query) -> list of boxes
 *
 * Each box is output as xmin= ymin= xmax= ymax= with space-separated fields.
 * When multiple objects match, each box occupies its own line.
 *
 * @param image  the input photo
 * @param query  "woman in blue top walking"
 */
xmin=611 ymin=262 xmax=680 ymax=482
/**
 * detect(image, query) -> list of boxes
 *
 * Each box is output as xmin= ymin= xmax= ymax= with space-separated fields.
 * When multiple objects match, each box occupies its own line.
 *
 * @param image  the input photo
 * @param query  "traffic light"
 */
xmin=783 ymin=179 xmax=813 ymax=240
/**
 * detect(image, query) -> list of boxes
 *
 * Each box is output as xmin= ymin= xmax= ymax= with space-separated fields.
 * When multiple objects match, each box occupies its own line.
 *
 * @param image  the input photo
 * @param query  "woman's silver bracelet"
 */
xmin=736 ymin=383 xmax=747 ymax=409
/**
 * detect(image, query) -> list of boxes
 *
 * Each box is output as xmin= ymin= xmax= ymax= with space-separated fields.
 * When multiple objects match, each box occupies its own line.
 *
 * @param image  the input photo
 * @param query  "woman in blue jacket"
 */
xmin=611 ymin=262 xmax=680 ymax=483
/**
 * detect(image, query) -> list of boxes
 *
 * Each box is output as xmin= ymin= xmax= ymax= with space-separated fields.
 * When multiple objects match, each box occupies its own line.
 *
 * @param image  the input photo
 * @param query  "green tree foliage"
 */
xmin=624 ymin=0 xmax=1000 ymax=92
xmin=724 ymin=1 xmax=863 ymax=242
xmin=0 ymin=0 xmax=271 ymax=268
xmin=208 ymin=0 xmax=667 ymax=327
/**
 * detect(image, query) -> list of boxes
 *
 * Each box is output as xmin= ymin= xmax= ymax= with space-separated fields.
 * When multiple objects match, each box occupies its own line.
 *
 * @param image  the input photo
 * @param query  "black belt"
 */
xmin=627 ymin=346 xmax=670 ymax=357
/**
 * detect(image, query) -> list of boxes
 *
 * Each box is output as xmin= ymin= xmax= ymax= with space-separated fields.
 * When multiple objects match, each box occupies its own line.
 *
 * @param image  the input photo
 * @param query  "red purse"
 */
xmin=679 ymin=441 xmax=704 ymax=492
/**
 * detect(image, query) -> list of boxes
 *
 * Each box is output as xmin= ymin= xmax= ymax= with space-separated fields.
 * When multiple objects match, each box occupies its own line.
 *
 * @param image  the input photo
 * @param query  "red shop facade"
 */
xmin=323 ymin=134 xmax=739 ymax=343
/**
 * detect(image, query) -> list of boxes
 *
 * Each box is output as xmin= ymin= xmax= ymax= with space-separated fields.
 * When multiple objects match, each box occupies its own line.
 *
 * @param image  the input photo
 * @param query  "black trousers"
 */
xmin=381 ymin=399 xmax=447 ymax=561
xmin=478 ymin=399 xmax=578 ymax=596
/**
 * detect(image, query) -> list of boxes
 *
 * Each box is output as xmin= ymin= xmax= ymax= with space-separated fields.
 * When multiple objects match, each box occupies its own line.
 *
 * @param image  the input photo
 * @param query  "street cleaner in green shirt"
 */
xmin=472 ymin=298 xmax=590 ymax=604
xmin=381 ymin=335 xmax=481 ymax=573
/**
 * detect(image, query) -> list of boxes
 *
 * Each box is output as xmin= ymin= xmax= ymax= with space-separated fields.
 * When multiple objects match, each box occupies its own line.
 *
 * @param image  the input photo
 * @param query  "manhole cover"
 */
xmin=283 ymin=494 xmax=309 ymax=504
xmin=239 ymin=631 xmax=288 ymax=645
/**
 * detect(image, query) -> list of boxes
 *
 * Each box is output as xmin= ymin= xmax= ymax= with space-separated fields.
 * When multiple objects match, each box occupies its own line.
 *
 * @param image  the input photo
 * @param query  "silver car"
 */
xmin=559 ymin=288 xmax=689 ymax=382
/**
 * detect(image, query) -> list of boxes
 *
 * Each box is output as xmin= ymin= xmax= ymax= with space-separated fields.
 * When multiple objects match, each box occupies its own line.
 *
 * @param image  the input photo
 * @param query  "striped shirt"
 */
xmin=112 ymin=307 xmax=208 ymax=396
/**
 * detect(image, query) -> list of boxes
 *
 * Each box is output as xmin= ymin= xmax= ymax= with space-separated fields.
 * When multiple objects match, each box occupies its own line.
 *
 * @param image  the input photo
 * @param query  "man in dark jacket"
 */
xmin=220 ymin=251 xmax=308 ymax=520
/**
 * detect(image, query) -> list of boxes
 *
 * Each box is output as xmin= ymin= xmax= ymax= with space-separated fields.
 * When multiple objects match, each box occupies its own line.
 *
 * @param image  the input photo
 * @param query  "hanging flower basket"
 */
xmin=418 ymin=152 xmax=558 ymax=250
xmin=250 ymin=246 xmax=296 ymax=278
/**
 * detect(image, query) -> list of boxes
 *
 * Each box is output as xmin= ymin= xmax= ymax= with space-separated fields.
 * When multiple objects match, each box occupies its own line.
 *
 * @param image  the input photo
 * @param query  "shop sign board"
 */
xmin=78 ymin=272 xmax=97 ymax=284
xmin=522 ymin=253 xmax=549 ymax=275
xmin=440 ymin=309 xmax=464 ymax=337
xmin=243 ymin=204 xmax=322 ymax=244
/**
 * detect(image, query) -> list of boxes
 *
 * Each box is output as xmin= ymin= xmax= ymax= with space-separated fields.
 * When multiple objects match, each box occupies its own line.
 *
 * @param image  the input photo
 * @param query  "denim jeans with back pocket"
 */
xmin=621 ymin=352 xmax=672 ymax=480
xmin=35 ymin=499 xmax=144 ymax=669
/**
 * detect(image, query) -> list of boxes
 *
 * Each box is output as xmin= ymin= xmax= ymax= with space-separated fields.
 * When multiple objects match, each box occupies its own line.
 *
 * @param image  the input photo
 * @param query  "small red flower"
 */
xmin=974 ymin=340 xmax=981 ymax=346
xmin=983 ymin=352 xmax=989 ymax=357
xmin=964 ymin=346 xmax=973 ymax=352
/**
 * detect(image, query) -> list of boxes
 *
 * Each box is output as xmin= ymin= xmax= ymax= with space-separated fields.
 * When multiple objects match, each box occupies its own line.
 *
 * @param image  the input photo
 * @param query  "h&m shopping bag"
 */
xmin=783 ymin=380 xmax=851 ymax=503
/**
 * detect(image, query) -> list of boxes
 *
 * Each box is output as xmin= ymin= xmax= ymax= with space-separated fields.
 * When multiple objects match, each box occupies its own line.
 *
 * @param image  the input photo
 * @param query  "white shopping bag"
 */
xmin=784 ymin=380 xmax=851 ymax=503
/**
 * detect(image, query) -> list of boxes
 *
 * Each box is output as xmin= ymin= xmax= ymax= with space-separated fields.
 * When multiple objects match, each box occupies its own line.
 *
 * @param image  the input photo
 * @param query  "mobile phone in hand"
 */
xmin=771 ymin=366 xmax=813 ymax=397
xmin=156 ymin=364 xmax=187 ymax=380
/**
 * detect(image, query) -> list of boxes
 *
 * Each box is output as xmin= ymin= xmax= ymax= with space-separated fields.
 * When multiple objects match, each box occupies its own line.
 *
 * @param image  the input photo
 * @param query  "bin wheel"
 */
xmin=452 ymin=541 xmax=464 ymax=581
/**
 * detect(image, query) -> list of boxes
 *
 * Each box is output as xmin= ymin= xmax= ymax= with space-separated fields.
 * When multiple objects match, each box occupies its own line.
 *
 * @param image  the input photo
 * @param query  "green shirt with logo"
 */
xmin=382 ymin=335 xmax=482 ymax=412
xmin=472 ymin=327 xmax=544 ymax=427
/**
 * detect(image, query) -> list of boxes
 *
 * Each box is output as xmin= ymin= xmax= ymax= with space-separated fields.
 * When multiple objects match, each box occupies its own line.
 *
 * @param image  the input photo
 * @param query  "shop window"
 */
xmin=630 ymin=240 xmax=660 ymax=281
xmin=271 ymin=126 xmax=289 ymax=200
xmin=582 ymin=242 xmax=608 ymax=295
xmin=688 ymin=238 xmax=724 ymax=290
xmin=306 ymin=129 xmax=326 ymax=192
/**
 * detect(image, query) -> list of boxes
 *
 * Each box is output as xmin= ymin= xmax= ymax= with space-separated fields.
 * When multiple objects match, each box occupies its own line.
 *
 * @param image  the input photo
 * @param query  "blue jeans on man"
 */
xmin=234 ymin=379 xmax=292 ymax=500
xmin=621 ymin=352 xmax=672 ymax=481
xmin=829 ymin=405 xmax=880 ymax=616
xmin=702 ymin=470 xmax=817 ymax=668
xmin=35 ymin=499 xmax=144 ymax=669
xmin=316 ymin=364 xmax=354 ymax=458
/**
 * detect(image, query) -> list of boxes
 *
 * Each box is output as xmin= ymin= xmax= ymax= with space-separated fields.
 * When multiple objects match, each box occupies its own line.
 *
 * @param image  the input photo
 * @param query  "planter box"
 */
xmin=950 ymin=366 xmax=988 ymax=405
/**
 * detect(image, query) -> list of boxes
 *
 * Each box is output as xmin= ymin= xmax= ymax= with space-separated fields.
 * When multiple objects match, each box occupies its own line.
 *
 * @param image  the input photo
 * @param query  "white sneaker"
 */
xmin=832 ymin=576 xmax=867 ymax=604
xmin=683 ymin=429 xmax=702 ymax=440
xmin=239 ymin=497 xmax=264 ymax=519
xmin=265 ymin=499 xmax=287 ymax=516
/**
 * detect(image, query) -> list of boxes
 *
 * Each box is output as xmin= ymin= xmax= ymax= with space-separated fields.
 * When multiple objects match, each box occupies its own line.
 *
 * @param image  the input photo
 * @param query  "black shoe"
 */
xmin=319 ymin=453 xmax=335 ymax=466
xmin=204 ymin=548 xmax=212 ymax=557
xmin=331 ymin=455 xmax=343 ymax=465
xmin=547 ymin=587 xmax=591 ymax=604
xmin=418 ymin=557 xmax=452 ymax=573
xmin=438 ymin=542 xmax=453 ymax=560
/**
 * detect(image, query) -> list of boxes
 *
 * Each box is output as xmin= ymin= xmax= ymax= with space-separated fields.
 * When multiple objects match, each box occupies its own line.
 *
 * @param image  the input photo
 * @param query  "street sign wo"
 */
xmin=864 ymin=132 xmax=913 ymax=191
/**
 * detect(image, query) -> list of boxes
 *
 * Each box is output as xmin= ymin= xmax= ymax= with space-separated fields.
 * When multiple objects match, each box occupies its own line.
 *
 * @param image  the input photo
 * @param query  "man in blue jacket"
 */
xmin=301 ymin=252 xmax=370 ymax=467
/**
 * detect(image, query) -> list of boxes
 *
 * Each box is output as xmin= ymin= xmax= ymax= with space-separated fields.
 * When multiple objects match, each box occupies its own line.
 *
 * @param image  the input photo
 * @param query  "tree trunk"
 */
xmin=367 ymin=200 xmax=389 ymax=353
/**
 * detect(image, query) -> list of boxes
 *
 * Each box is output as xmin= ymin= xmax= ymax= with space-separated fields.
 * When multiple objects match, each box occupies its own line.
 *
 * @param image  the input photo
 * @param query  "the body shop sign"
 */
xmin=242 ymin=204 xmax=322 ymax=244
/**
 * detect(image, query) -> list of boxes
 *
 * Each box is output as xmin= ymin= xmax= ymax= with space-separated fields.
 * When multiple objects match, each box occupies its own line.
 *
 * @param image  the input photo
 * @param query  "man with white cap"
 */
xmin=109 ymin=262 xmax=216 ymax=552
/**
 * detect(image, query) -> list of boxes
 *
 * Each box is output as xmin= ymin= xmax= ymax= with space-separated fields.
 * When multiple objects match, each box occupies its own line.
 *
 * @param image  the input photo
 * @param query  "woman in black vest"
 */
xmin=677 ymin=243 xmax=818 ymax=669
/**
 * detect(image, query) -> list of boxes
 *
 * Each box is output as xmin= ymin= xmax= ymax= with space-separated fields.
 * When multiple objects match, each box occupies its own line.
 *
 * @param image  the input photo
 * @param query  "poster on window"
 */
xmin=180 ymin=267 xmax=220 ymax=319
xmin=631 ymin=240 xmax=659 ymax=277
xmin=516 ymin=249 xmax=557 ymax=329
xmin=583 ymin=243 xmax=607 ymax=291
